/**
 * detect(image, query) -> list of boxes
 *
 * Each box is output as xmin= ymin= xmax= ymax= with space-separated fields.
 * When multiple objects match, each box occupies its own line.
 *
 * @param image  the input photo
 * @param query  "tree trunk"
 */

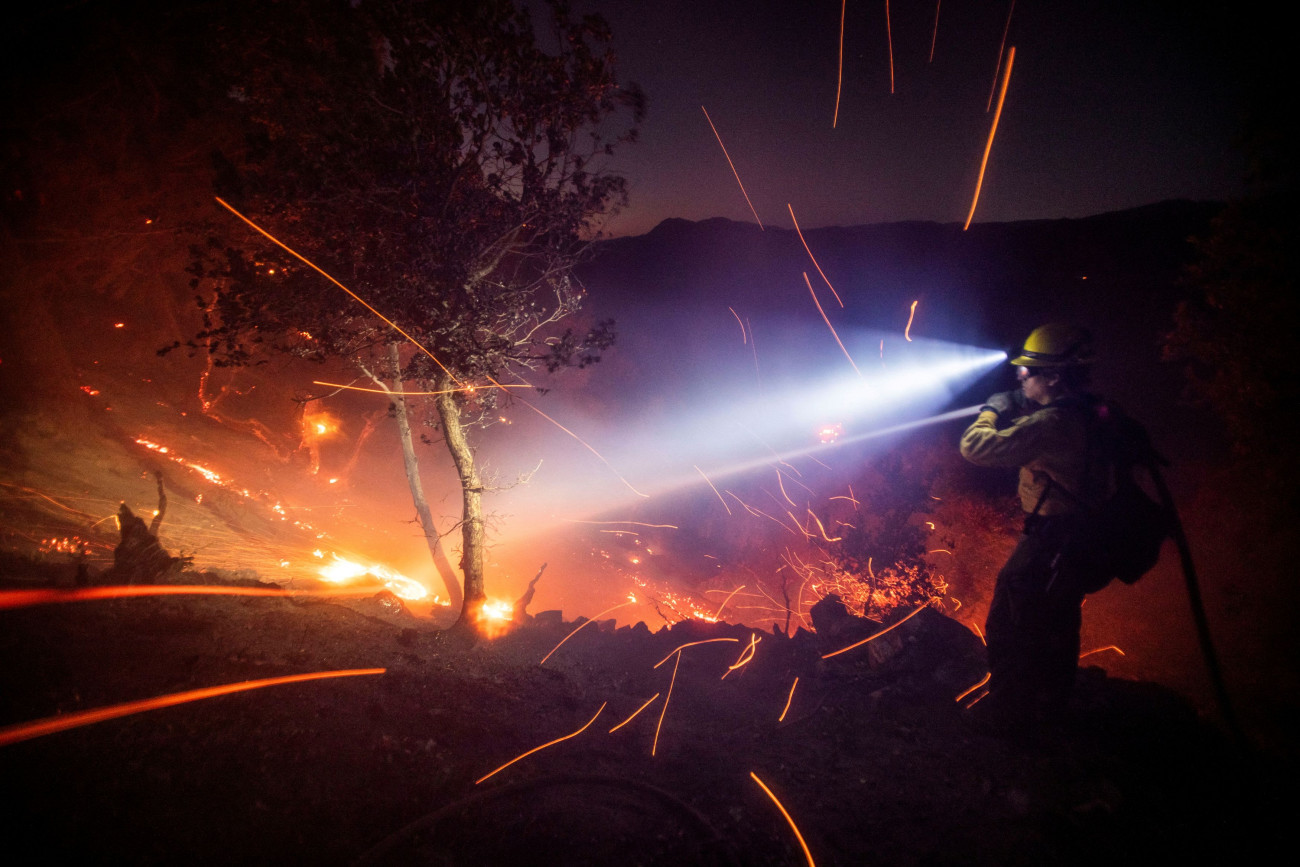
xmin=386 ymin=344 xmax=462 ymax=611
xmin=435 ymin=372 xmax=486 ymax=625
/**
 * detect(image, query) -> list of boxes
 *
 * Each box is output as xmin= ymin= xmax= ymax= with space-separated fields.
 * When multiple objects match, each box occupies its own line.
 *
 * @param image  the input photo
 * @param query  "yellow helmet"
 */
xmin=1010 ymin=323 xmax=1094 ymax=367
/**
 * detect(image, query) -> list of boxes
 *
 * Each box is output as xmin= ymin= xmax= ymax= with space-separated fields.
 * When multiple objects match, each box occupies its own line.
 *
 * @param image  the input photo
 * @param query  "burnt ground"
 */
xmin=0 ymin=566 xmax=1285 ymax=866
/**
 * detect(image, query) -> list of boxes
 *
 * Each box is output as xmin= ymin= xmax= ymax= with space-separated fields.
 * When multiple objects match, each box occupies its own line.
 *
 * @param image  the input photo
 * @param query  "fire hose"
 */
xmin=1148 ymin=464 xmax=1247 ymax=749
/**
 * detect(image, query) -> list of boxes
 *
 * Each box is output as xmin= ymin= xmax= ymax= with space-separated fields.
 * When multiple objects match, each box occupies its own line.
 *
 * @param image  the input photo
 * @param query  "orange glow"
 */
xmin=0 ymin=585 xmax=382 ymax=612
xmin=789 ymin=204 xmax=843 ymax=307
xmin=538 ymin=600 xmax=636 ymax=665
xmin=701 ymin=106 xmax=765 ymax=229
xmin=964 ymin=45 xmax=1015 ymax=231
xmin=694 ymin=465 xmax=733 ymax=515
xmin=475 ymin=598 xmax=515 ymax=639
xmin=954 ymin=671 xmax=991 ymax=703
xmin=821 ymin=601 xmax=932 ymax=659
xmin=885 ymin=0 xmax=895 ymax=94
xmin=1079 ymin=645 xmax=1125 ymax=659
xmin=652 ymin=654 xmax=680 ymax=757
xmin=318 ymin=554 xmax=431 ymax=602
xmin=213 ymin=197 xmax=465 ymax=389
xmin=778 ymin=677 xmax=800 ymax=722
xmin=609 ymin=693 xmax=661 ymax=733
xmin=904 ymin=300 xmax=918 ymax=341
xmin=750 ymin=772 xmax=817 ymax=867
xmin=833 ymin=0 xmax=846 ymax=127
xmin=987 ymin=0 xmax=1017 ymax=112
xmin=303 ymin=411 xmax=339 ymax=439
xmin=804 ymin=273 xmax=862 ymax=378
xmin=475 ymin=702 xmax=607 ymax=785
xmin=0 ymin=668 xmax=385 ymax=748
xmin=712 ymin=585 xmax=747 ymax=621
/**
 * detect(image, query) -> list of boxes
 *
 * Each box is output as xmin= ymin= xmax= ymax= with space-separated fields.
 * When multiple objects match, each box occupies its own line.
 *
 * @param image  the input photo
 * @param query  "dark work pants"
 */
xmin=984 ymin=516 xmax=1085 ymax=725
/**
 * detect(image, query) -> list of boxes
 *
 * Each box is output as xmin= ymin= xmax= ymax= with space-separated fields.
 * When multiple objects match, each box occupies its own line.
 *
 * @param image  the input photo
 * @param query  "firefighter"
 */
xmin=959 ymin=323 xmax=1112 ymax=735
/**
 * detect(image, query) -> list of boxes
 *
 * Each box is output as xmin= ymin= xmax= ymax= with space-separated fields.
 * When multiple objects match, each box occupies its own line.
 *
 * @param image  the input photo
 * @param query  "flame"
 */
xmin=318 ymin=554 xmax=431 ymax=602
xmin=475 ymin=598 xmax=514 ymax=638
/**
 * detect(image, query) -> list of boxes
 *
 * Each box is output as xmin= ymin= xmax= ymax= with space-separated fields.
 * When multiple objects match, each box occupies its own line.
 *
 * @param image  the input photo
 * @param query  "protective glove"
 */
xmin=980 ymin=390 xmax=1026 ymax=426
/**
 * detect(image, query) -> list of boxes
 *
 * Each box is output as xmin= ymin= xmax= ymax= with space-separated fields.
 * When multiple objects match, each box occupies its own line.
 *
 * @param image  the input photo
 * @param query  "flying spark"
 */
xmin=0 ymin=669 xmax=385 ymax=748
xmin=789 ymin=204 xmax=843 ymax=307
xmin=729 ymin=306 xmax=747 ymax=343
xmin=652 ymin=654 xmax=680 ymax=757
xmin=750 ymin=772 xmax=817 ymax=866
xmin=721 ymin=633 xmax=761 ymax=679
xmin=987 ymin=0 xmax=1017 ymax=112
xmin=701 ymin=106 xmax=764 ymax=229
xmin=609 ymin=693 xmax=661 ymax=733
xmin=694 ymin=465 xmax=733 ymax=515
xmin=964 ymin=45 xmax=1015 ymax=231
xmin=475 ymin=703 xmax=607 ymax=784
xmin=778 ymin=677 xmax=800 ymax=722
xmin=954 ymin=671 xmax=991 ymax=703
xmin=822 ymin=601 xmax=932 ymax=659
xmin=833 ymin=0 xmax=846 ymax=127
xmin=1079 ymin=645 xmax=1126 ymax=659
xmin=214 ymin=197 xmax=465 ymax=389
xmin=804 ymin=273 xmax=861 ymax=378
xmin=711 ymin=585 xmax=747 ymax=621
xmin=538 ymin=600 xmax=637 ymax=665
xmin=885 ymin=0 xmax=895 ymax=94
xmin=904 ymin=300 xmax=918 ymax=341
xmin=929 ymin=0 xmax=941 ymax=62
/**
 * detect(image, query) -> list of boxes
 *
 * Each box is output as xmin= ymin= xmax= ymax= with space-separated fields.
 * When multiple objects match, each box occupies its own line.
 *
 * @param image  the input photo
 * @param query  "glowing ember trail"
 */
xmin=538 ymin=600 xmax=637 ymax=665
xmin=1079 ymin=645 xmax=1126 ymax=659
xmin=833 ymin=0 xmax=846 ymax=127
xmin=930 ymin=0 xmax=941 ymax=62
xmin=712 ymin=585 xmax=747 ymax=621
xmin=311 ymin=380 xmax=530 ymax=397
xmin=778 ymin=677 xmax=800 ymax=722
xmin=964 ymin=45 xmax=1015 ymax=231
xmin=721 ymin=633 xmax=760 ymax=679
xmin=609 ymin=693 xmax=661 ymax=733
xmin=508 ymin=393 xmax=650 ymax=499
xmin=214 ymin=197 xmax=464 ymax=388
xmin=789 ymin=204 xmax=843 ymax=307
xmin=729 ymin=306 xmax=748 ymax=343
xmin=954 ymin=671 xmax=991 ymax=703
xmin=0 ymin=585 xmax=380 ymax=612
xmin=750 ymin=772 xmax=817 ymax=867
xmin=653 ymin=637 xmax=740 ymax=670
xmin=475 ymin=703 xmax=607 ymax=785
xmin=694 ymin=465 xmax=733 ymax=515
xmin=701 ymin=106 xmax=765 ymax=229
xmin=0 ymin=668 xmax=385 ymax=748
xmin=652 ymin=654 xmax=680 ymax=757
xmin=987 ymin=0 xmax=1017 ymax=112
xmin=885 ymin=0 xmax=895 ymax=94
xmin=804 ymin=273 xmax=862 ymax=378
xmin=904 ymin=300 xmax=918 ymax=341
xmin=822 ymin=601 xmax=932 ymax=659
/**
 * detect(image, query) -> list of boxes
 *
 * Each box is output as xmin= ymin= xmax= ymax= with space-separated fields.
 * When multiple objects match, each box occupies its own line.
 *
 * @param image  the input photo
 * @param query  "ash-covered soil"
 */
xmin=0 ymin=567 xmax=1283 ymax=866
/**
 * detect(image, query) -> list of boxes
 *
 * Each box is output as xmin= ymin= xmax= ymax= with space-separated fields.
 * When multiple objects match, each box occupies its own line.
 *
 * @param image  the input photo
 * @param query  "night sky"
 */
xmin=569 ymin=0 xmax=1259 ymax=236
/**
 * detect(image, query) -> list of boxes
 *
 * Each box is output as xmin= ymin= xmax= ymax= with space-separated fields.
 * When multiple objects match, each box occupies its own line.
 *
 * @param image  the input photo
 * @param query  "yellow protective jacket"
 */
xmin=959 ymin=399 xmax=1111 ymax=517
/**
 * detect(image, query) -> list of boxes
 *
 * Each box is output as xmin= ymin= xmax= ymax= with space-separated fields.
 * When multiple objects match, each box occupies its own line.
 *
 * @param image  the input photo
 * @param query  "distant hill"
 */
xmin=576 ymin=200 xmax=1225 ymax=452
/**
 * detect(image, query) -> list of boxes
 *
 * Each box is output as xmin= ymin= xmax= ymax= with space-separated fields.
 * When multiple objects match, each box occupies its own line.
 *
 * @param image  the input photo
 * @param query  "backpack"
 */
xmin=1069 ymin=401 xmax=1173 ymax=592
xmin=1037 ymin=400 xmax=1172 ymax=593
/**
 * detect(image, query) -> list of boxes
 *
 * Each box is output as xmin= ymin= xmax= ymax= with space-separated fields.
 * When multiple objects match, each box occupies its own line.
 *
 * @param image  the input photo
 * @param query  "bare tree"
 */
xmin=181 ymin=0 xmax=641 ymax=623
